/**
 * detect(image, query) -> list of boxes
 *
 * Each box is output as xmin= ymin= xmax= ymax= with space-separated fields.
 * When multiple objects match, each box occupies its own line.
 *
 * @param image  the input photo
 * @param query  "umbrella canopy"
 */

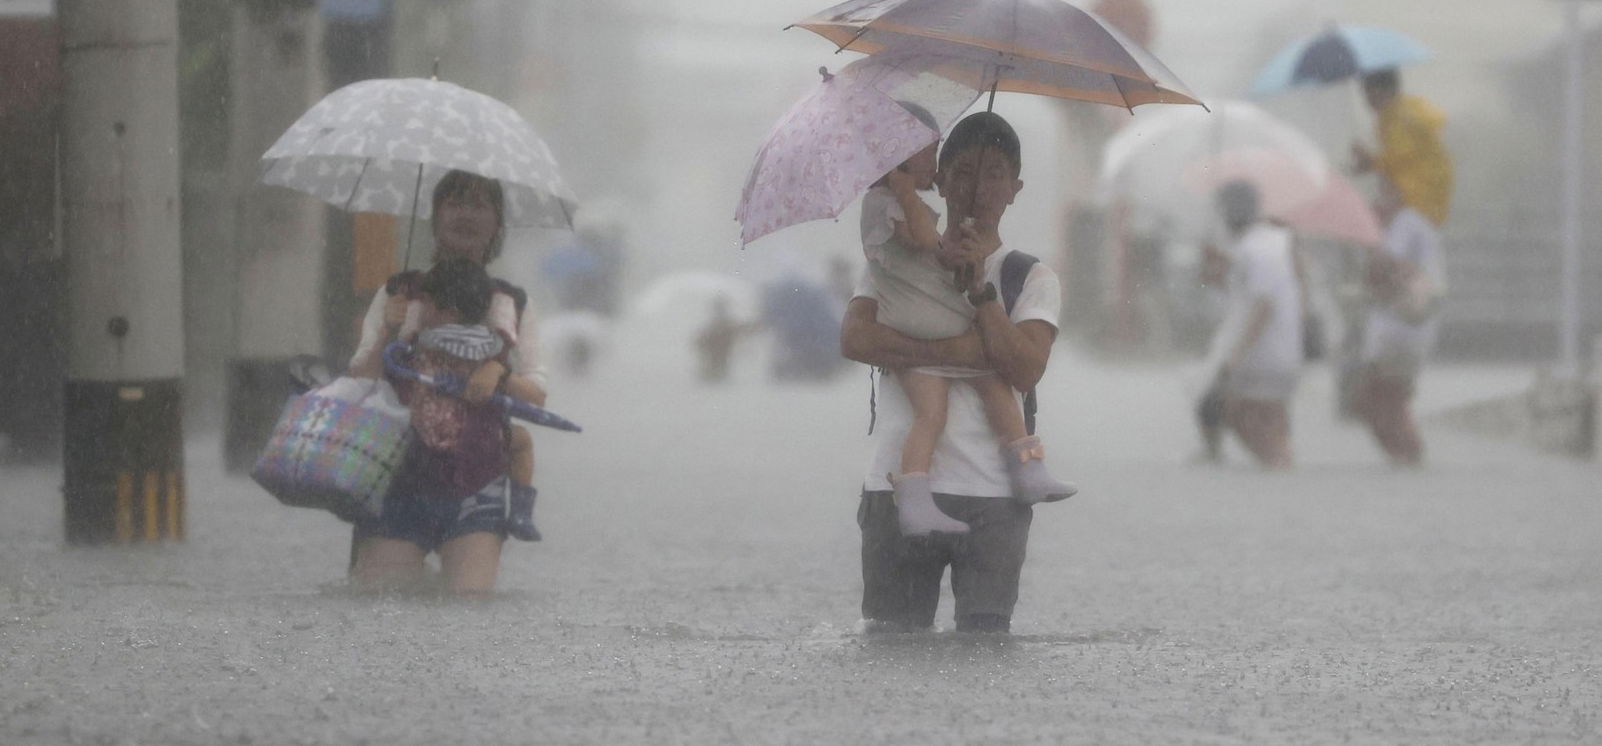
xmin=1252 ymin=25 xmax=1430 ymax=95
xmin=736 ymin=52 xmax=982 ymax=245
xmin=792 ymin=0 xmax=1201 ymax=110
xmin=260 ymin=78 xmax=578 ymax=229
xmin=1101 ymin=100 xmax=1379 ymax=245
xmin=1100 ymin=100 xmax=1328 ymax=225
xmin=1189 ymin=148 xmax=1382 ymax=246
xmin=1278 ymin=170 xmax=1383 ymax=247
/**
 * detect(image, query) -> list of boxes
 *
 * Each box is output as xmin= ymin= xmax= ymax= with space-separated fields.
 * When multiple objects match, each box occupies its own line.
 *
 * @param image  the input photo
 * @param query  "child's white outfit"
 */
xmin=860 ymin=185 xmax=982 ymax=380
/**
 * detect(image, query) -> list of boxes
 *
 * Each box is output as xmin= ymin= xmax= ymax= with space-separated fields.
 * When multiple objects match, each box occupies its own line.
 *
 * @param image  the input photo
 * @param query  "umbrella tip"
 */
xmin=818 ymin=66 xmax=834 ymax=82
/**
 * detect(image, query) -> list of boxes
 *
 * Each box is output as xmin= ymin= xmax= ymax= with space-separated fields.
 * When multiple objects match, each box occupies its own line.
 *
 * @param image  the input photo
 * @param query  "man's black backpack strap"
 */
xmin=999 ymin=250 xmax=1040 ymax=435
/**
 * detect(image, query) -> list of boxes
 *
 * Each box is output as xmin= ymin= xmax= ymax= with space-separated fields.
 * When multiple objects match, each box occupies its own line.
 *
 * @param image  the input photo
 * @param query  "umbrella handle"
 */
xmin=402 ymin=163 xmax=424 ymax=270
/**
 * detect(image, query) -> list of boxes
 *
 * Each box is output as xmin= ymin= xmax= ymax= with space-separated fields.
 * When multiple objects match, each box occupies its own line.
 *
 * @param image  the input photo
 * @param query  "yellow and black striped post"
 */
xmin=63 ymin=380 xmax=185 ymax=545
xmin=58 ymin=2 xmax=186 ymax=545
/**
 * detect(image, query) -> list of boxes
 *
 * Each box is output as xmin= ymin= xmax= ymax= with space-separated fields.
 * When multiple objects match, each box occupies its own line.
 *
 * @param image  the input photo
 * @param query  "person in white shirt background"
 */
xmin=1195 ymin=180 xmax=1304 ymax=470
xmin=1352 ymin=178 xmax=1446 ymax=466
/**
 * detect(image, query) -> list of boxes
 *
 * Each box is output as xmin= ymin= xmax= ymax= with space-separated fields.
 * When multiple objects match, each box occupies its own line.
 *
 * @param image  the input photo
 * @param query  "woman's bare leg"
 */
xmin=351 ymin=537 xmax=428 ymax=593
xmin=439 ymin=532 xmax=504 ymax=598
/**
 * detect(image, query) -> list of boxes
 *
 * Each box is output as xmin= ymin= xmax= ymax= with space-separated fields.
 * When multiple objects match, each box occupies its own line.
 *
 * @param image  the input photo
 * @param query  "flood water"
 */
xmin=2 ymin=319 xmax=1599 ymax=745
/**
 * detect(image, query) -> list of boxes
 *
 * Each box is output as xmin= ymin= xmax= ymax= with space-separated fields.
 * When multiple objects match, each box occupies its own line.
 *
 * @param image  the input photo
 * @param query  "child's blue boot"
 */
xmin=508 ymin=484 xmax=541 ymax=542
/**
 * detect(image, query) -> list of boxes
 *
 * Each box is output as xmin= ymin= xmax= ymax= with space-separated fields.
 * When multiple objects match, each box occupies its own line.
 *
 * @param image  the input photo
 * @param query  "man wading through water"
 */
xmin=842 ymin=112 xmax=1067 ymax=633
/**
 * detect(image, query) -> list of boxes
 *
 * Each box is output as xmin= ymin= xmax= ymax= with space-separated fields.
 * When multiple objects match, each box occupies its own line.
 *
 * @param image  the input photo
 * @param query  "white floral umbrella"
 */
xmin=260 ymin=78 xmax=578 ymax=231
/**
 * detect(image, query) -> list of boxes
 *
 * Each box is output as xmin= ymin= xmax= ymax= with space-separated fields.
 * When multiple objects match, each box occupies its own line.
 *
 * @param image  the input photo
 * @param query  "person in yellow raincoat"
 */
xmin=1351 ymin=68 xmax=1454 ymax=226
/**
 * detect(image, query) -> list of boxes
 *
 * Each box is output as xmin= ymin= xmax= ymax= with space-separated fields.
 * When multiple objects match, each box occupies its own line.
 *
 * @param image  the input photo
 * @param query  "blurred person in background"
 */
xmin=762 ymin=252 xmax=847 ymax=383
xmin=694 ymin=296 xmax=758 ymax=384
xmin=1195 ymin=181 xmax=1303 ymax=469
xmin=1352 ymin=178 xmax=1446 ymax=467
xmin=1351 ymin=68 xmax=1453 ymax=227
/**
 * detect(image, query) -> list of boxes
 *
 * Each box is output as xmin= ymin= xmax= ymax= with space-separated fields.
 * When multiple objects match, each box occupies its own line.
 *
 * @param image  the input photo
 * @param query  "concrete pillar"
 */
xmin=221 ymin=0 xmax=328 ymax=473
xmin=58 ymin=0 xmax=186 ymax=544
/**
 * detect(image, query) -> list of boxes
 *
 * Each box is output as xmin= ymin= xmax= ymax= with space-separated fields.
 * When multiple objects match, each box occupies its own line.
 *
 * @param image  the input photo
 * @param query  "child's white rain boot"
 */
xmin=1004 ymin=436 xmax=1078 ymax=504
xmin=892 ymin=472 xmax=970 ymax=536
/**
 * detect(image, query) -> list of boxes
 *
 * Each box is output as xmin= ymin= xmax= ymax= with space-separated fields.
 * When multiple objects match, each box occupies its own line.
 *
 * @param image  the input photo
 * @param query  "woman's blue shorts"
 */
xmin=355 ymin=476 xmax=510 ymax=552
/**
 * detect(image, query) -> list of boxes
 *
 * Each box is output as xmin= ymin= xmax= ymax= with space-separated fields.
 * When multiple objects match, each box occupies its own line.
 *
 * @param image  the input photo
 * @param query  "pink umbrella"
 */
xmin=740 ymin=1 xmax=1203 ymax=245
xmin=735 ymin=53 xmax=981 ymax=246
xmin=1188 ymin=147 xmax=1382 ymax=246
xmin=1280 ymin=172 xmax=1382 ymax=247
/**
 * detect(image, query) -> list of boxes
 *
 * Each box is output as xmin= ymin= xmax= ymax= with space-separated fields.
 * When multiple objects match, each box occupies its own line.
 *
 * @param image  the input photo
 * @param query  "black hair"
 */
xmin=1215 ymin=179 xmax=1260 ymax=229
xmin=1362 ymin=68 xmax=1399 ymax=95
xmin=431 ymin=169 xmax=506 ymax=263
xmin=420 ymin=256 xmax=493 ymax=324
xmin=938 ymin=111 xmax=1021 ymax=177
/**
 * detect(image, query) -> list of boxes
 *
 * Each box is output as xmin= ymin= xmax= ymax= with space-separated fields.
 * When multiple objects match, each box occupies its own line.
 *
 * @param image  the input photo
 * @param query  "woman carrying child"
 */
xmin=859 ymin=105 xmax=1075 ymax=537
xmin=347 ymin=170 xmax=547 ymax=596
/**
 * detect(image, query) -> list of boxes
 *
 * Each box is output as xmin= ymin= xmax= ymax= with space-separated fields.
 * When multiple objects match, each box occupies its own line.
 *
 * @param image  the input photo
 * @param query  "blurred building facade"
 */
xmin=1444 ymin=19 xmax=1602 ymax=361
xmin=0 ymin=2 xmax=62 ymax=463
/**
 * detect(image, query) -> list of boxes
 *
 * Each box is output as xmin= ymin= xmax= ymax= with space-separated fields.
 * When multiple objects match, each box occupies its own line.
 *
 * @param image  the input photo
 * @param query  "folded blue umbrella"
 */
xmin=383 ymin=342 xmax=584 ymax=433
xmin=1251 ymin=24 xmax=1430 ymax=96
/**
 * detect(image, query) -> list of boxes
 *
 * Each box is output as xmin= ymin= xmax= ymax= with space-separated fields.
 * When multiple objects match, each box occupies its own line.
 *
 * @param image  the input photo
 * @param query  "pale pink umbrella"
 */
xmin=1279 ymin=173 xmax=1382 ymax=247
xmin=740 ymin=0 xmax=1203 ymax=246
xmin=735 ymin=52 xmax=981 ymax=246
xmin=1189 ymin=147 xmax=1382 ymax=246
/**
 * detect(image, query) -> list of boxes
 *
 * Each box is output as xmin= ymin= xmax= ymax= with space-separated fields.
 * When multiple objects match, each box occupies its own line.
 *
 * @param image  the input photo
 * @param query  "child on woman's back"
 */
xmin=861 ymin=104 xmax=1075 ymax=537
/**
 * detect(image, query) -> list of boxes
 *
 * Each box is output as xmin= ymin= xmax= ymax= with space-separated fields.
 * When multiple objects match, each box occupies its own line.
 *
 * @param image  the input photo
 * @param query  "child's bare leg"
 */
xmin=891 ymin=370 xmax=969 ymax=536
xmin=971 ymin=373 xmax=1029 ymax=443
xmin=899 ymin=369 xmax=950 ymax=475
xmin=508 ymin=426 xmax=534 ymax=486
xmin=969 ymin=374 xmax=1077 ymax=504
xmin=505 ymin=426 xmax=541 ymax=541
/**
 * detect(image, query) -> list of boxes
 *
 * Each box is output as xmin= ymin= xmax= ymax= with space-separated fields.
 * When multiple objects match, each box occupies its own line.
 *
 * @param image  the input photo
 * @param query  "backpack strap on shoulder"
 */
xmin=998 ymin=250 xmax=1040 ymax=435
xmin=999 ymin=250 xmax=1038 ymax=315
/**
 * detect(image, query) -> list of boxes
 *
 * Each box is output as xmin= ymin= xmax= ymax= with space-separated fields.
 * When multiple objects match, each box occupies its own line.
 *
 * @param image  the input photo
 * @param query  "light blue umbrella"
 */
xmin=1251 ymin=24 xmax=1430 ymax=95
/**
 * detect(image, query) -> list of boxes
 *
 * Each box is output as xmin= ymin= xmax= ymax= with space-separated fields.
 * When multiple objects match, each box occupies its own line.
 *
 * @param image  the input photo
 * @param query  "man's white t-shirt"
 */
xmin=1205 ymin=223 xmax=1302 ymax=377
xmin=853 ymin=247 xmax=1062 ymax=498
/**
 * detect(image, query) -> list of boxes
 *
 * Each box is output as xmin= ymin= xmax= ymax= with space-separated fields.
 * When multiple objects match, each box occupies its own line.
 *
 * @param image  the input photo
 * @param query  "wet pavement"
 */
xmin=2 ymin=335 xmax=1598 ymax=745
